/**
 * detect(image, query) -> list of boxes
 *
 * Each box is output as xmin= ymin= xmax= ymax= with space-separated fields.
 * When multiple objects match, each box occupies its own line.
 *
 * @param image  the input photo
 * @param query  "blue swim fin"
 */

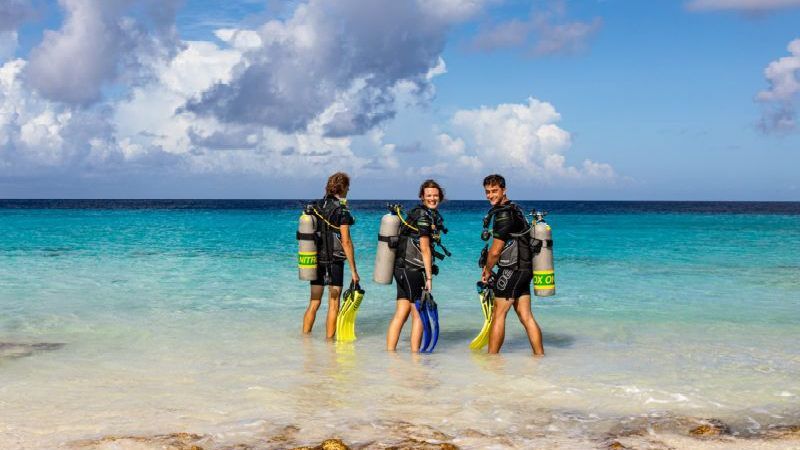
xmin=422 ymin=293 xmax=439 ymax=353
xmin=416 ymin=296 xmax=431 ymax=352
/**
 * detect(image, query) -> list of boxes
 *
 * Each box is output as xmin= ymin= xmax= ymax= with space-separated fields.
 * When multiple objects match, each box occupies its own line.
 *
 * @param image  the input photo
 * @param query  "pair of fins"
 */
xmin=336 ymin=281 xmax=364 ymax=342
xmin=469 ymin=281 xmax=495 ymax=350
xmin=415 ymin=291 xmax=439 ymax=353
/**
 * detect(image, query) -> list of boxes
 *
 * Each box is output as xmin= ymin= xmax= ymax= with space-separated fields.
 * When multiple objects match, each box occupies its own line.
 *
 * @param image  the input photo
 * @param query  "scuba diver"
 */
xmin=301 ymin=172 xmax=360 ymax=339
xmin=385 ymin=179 xmax=448 ymax=352
xmin=479 ymin=174 xmax=544 ymax=356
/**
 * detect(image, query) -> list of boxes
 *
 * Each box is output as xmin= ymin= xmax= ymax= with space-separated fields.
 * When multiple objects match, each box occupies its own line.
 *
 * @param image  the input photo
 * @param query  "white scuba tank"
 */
xmin=373 ymin=212 xmax=401 ymax=284
xmin=531 ymin=211 xmax=555 ymax=297
xmin=297 ymin=212 xmax=318 ymax=280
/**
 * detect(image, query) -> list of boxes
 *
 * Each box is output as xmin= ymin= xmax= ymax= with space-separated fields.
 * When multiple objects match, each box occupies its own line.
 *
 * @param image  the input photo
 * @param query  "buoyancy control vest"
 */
xmin=305 ymin=196 xmax=353 ymax=264
xmin=395 ymin=205 xmax=449 ymax=272
xmin=479 ymin=202 xmax=533 ymax=271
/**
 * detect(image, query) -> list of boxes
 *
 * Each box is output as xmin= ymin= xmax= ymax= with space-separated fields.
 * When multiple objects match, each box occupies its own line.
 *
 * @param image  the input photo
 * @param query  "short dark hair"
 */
xmin=418 ymin=179 xmax=445 ymax=202
xmin=325 ymin=172 xmax=350 ymax=196
xmin=483 ymin=174 xmax=506 ymax=188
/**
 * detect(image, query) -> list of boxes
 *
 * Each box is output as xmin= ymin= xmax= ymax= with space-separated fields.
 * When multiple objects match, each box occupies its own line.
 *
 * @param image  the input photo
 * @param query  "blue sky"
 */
xmin=1 ymin=0 xmax=799 ymax=200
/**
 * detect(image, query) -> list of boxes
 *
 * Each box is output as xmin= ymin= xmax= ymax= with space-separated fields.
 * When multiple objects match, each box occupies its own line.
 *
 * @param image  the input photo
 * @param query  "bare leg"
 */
xmin=409 ymin=302 xmax=423 ymax=353
xmin=386 ymin=300 xmax=412 ymax=351
xmin=488 ymin=297 xmax=513 ymax=354
xmin=513 ymin=295 xmax=544 ymax=356
xmin=302 ymin=285 xmax=324 ymax=334
xmin=325 ymin=286 xmax=342 ymax=339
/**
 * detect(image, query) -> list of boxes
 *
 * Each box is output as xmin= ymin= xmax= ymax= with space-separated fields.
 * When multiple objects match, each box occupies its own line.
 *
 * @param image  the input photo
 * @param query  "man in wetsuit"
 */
xmin=302 ymin=172 xmax=359 ymax=339
xmin=480 ymin=174 xmax=544 ymax=356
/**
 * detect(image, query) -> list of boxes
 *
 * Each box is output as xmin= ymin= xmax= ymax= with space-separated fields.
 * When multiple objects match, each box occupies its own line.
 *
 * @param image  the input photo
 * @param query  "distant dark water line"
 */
xmin=1 ymin=199 xmax=800 ymax=214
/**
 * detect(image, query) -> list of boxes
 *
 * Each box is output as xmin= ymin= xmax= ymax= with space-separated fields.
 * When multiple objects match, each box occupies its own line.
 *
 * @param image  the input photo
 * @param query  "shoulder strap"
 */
xmin=309 ymin=198 xmax=343 ymax=231
xmin=396 ymin=205 xmax=421 ymax=233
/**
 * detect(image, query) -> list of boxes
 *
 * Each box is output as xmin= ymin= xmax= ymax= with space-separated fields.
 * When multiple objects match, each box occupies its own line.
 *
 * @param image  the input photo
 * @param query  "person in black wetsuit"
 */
xmin=386 ymin=179 xmax=447 ymax=352
xmin=480 ymin=174 xmax=544 ymax=356
xmin=302 ymin=172 xmax=360 ymax=339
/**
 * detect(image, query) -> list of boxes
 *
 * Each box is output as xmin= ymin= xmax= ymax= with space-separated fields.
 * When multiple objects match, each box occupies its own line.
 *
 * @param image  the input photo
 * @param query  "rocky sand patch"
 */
xmin=65 ymin=416 xmax=800 ymax=450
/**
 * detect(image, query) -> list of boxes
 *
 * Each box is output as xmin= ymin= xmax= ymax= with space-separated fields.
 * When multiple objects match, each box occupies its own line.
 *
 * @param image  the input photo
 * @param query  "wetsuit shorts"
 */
xmin=493 ymin=268 xmax=532 ymax=299
xmin=310 ymin=262 xmax=344 ymax=287
xmin=394 ymin=267 xmax=425 ymax=301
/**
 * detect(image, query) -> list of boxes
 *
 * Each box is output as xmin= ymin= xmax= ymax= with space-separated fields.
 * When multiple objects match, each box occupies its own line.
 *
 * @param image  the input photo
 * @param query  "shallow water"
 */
xmin=1 ymin=201 xmax=799 ymax=448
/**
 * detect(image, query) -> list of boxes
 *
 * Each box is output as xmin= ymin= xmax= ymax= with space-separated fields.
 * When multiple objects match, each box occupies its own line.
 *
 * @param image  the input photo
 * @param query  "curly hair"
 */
xmin=418 ymin=179 xmax=445 ymax=202
xmin=325 ymin=172 xmax=350 ymax=197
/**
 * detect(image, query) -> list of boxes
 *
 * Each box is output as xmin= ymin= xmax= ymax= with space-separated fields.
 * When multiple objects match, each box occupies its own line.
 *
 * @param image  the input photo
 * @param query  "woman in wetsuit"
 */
xmin=386 ymin=179 xmax=447 ymax=352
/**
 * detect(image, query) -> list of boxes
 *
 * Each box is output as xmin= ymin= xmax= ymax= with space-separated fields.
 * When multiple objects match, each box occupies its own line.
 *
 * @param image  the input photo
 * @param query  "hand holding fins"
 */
xmin=415 ymin=293 xmax=432 ymax=351
xmin=469 ymin=281 xmax=494 ymax=350
xmin=336 ymin=281 xmax=364 ymax=342
xmin=417 ymin=291 xmax=439 ymax=353
xmin=344 ymin=282 xmax=364 ymax=340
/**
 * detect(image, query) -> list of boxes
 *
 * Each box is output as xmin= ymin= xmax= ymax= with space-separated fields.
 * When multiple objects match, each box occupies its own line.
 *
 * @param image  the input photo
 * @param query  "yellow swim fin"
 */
xmin=336 ymin=282 xmax=364 ymax=342
xmin=336 ymin=284 xmax=355 ymax=341
xmin=469 ymin=286 xmax=494 ymax=350
xmin=344 ymin=284 xmax=365 ymax=340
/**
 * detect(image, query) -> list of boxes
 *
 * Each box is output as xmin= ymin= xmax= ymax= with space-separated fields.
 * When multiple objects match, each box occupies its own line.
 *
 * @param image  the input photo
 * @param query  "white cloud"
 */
xmin=0 ymin=0 xmax=35 ymax=32
xmin=437 ymin=133 xmax=467 ymax=157
xmin=2 ymin=0 xmax=617 ymax=195
xmin=1 ymin=59 xmax=68 ymax=166
xmin=417 ymin=0 xmax=492 ymax=22
xmin=1 ymin=26 xmax=384 ymax=182
xmin=367 ymin=129 xmax=400 ymax=170
xmin=114 ymin=36 xmax=372 ymax=177
xmin=756 ymin=38 xmax=800 ymax=132
xmin=686 ymin=0 xmax=800 ymax=11
xmin=213 ymin=29 xmax=263 ymax=50
xmin=186 ymin=0 xmax=459 ymax=136
xmin=114 ymin=40 xmax=242 ymax=155
xmin=24 ymin=0 xmax=182 ymax=105
xmin=0 ymin=55 xmax=190 ymax=175
xmin=532 ymin=16 xmax=603 ymax=56
xmin=471 ymin=19 xmax=530 ymax=51
xmin=421 ymin=98 xmax=615 ymax=182
xmin=470 ymin=1 xmax=602 ymax=56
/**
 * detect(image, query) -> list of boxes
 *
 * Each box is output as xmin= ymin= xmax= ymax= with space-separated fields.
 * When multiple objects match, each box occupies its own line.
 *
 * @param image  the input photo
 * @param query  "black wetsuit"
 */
xmin=309 ymin=195 xmax=354 ymax=287
xmin=393 ymin=205 xmax=444 ymax=301
xmin=487 ymin=201 xmax=532 ymax=299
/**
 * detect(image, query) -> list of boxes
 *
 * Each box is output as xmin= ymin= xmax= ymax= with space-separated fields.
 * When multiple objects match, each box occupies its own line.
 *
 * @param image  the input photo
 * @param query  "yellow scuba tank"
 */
xmin=373 ymin=206 xmax=401 ymax=284
xmin=531 ymin=210 xmax=555 ymax=297
xmin=297 ymin=212 xmax=318 ymax=280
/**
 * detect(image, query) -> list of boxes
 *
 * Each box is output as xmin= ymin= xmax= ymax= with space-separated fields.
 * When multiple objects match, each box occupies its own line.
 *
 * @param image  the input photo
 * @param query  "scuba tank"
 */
xmin=531 ymin=210 xmax=555 ymax=297
xmin=296 ymin=212 xmax=318 ymax=280
xmin=373 ymin=205 xmax=401 ymax=284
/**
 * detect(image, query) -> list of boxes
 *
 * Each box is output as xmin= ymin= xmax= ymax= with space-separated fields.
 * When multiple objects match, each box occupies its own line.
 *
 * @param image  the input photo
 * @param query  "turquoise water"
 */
xmin=1 ymin=201 xmax=799 ymax=448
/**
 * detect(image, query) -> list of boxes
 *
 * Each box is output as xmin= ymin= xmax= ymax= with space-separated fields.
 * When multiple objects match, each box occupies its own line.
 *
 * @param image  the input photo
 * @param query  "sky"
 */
xmin=1 ymin=0 xmax=799 ymax=200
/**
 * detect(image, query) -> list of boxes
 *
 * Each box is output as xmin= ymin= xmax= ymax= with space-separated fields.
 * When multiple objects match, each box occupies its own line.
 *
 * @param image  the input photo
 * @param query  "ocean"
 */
xmin=1 ymin=200 xmax=799 ymax=449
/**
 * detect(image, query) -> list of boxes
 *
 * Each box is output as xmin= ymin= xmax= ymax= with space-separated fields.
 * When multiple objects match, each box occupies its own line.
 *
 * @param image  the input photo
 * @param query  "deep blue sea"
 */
xmin=1 ymin=200 xmax=799 ymax=449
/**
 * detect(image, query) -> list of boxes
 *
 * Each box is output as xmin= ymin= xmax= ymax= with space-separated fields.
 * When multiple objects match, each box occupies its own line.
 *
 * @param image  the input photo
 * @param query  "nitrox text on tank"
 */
xmin=530 ymin=210 xmax=555 ymax=297
xmin=296 ymin=212 xmax=318 ymax=281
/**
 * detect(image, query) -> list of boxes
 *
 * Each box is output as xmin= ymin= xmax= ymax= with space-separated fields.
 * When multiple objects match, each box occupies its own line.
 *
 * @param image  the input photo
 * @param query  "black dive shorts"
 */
xmin=310 ymin=262 xmax=344 ymax=287
xmin=493 ymin=268 xmax=532 ymax=299
xmin=394 ymin=267 xmax=425 ymax=302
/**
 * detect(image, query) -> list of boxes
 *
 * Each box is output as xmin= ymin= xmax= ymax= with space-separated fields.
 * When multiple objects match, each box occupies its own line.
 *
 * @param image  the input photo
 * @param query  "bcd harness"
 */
xmin=380 ymin=204 xmax=450 ymax=273
xmin=479 ymin=202 xmax=534 ymax=270
xmin=299 ymin=197 xmax=350 ymax=267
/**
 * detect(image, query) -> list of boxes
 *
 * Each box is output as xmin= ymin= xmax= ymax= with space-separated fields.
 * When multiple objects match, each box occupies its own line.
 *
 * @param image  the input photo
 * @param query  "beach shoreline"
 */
xmin=55 ymin=415 xmax=800 ymax=450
